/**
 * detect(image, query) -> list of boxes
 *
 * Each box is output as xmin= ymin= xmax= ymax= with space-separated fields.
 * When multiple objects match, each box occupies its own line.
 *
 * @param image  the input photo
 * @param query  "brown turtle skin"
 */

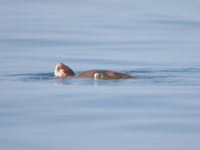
xmin=54 ymin=63 xmax=75 ymax=78
xmin=54 ymin=63 xmax=135 ymax=80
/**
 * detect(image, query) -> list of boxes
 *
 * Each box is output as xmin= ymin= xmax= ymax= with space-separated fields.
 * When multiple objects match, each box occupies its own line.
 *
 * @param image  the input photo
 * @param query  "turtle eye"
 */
xmin=57 ymin=66 xmax=61 ymax=72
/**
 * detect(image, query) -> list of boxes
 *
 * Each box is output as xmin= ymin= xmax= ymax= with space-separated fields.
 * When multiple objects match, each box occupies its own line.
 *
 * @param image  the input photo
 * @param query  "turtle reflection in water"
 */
xmin=54 ymin=63 xmax=135 ymax=80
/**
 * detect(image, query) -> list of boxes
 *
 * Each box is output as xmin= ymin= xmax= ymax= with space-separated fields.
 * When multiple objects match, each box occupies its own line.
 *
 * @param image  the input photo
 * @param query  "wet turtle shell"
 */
xmin=77 ymin=70 xmax=134 ymax=80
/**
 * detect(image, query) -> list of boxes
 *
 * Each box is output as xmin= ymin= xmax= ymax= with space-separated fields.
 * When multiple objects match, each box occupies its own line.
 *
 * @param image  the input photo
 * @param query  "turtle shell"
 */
xmin=77 ymin=70 xmax=134 ymax=80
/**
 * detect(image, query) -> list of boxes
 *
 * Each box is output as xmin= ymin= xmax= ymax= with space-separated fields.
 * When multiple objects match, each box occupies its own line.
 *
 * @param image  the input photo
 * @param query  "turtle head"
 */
xmin=54 ymin=63 xmax=75 ymax=77
xmin=94 ymin=72 xmax=108 ymax=80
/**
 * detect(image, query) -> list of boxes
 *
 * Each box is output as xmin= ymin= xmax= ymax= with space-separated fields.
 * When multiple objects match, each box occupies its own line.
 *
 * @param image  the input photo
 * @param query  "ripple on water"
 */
xmin=3 ymin=67 xmax=200 ymax=86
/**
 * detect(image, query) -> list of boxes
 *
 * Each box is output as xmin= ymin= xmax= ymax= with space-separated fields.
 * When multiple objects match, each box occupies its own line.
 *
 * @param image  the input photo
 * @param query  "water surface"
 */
xmin=0 ymin=0 xmax=200 ymax=150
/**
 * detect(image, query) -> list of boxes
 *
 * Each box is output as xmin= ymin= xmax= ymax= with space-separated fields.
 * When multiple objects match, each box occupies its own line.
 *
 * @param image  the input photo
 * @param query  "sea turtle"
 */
xmin=54 ymin=63 xmax=135 ymax=80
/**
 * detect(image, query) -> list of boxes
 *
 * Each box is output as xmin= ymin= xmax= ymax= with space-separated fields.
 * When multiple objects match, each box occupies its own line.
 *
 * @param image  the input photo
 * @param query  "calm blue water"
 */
xmin=1 ymin=0 xmax=200 ymax=150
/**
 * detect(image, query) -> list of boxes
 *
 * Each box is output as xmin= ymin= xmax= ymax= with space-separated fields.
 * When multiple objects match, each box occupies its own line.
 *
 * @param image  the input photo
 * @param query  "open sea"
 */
xmin=0 ymin=0 xmax=200 ymax=149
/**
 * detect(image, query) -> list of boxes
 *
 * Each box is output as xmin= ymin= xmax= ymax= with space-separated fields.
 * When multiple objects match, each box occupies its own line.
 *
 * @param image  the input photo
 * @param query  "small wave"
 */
xmin=9 ymin=72 xmax=54 ymax=81
xmin=3 ymin=67 xmax=200 ymax=86
xmin=127 ymin=67 xmax=200 ymax=86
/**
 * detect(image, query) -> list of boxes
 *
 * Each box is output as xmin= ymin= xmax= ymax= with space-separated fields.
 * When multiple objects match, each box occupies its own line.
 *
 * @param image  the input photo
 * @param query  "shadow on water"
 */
xmin=5 ymin=67 xmax=200 ymax=86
